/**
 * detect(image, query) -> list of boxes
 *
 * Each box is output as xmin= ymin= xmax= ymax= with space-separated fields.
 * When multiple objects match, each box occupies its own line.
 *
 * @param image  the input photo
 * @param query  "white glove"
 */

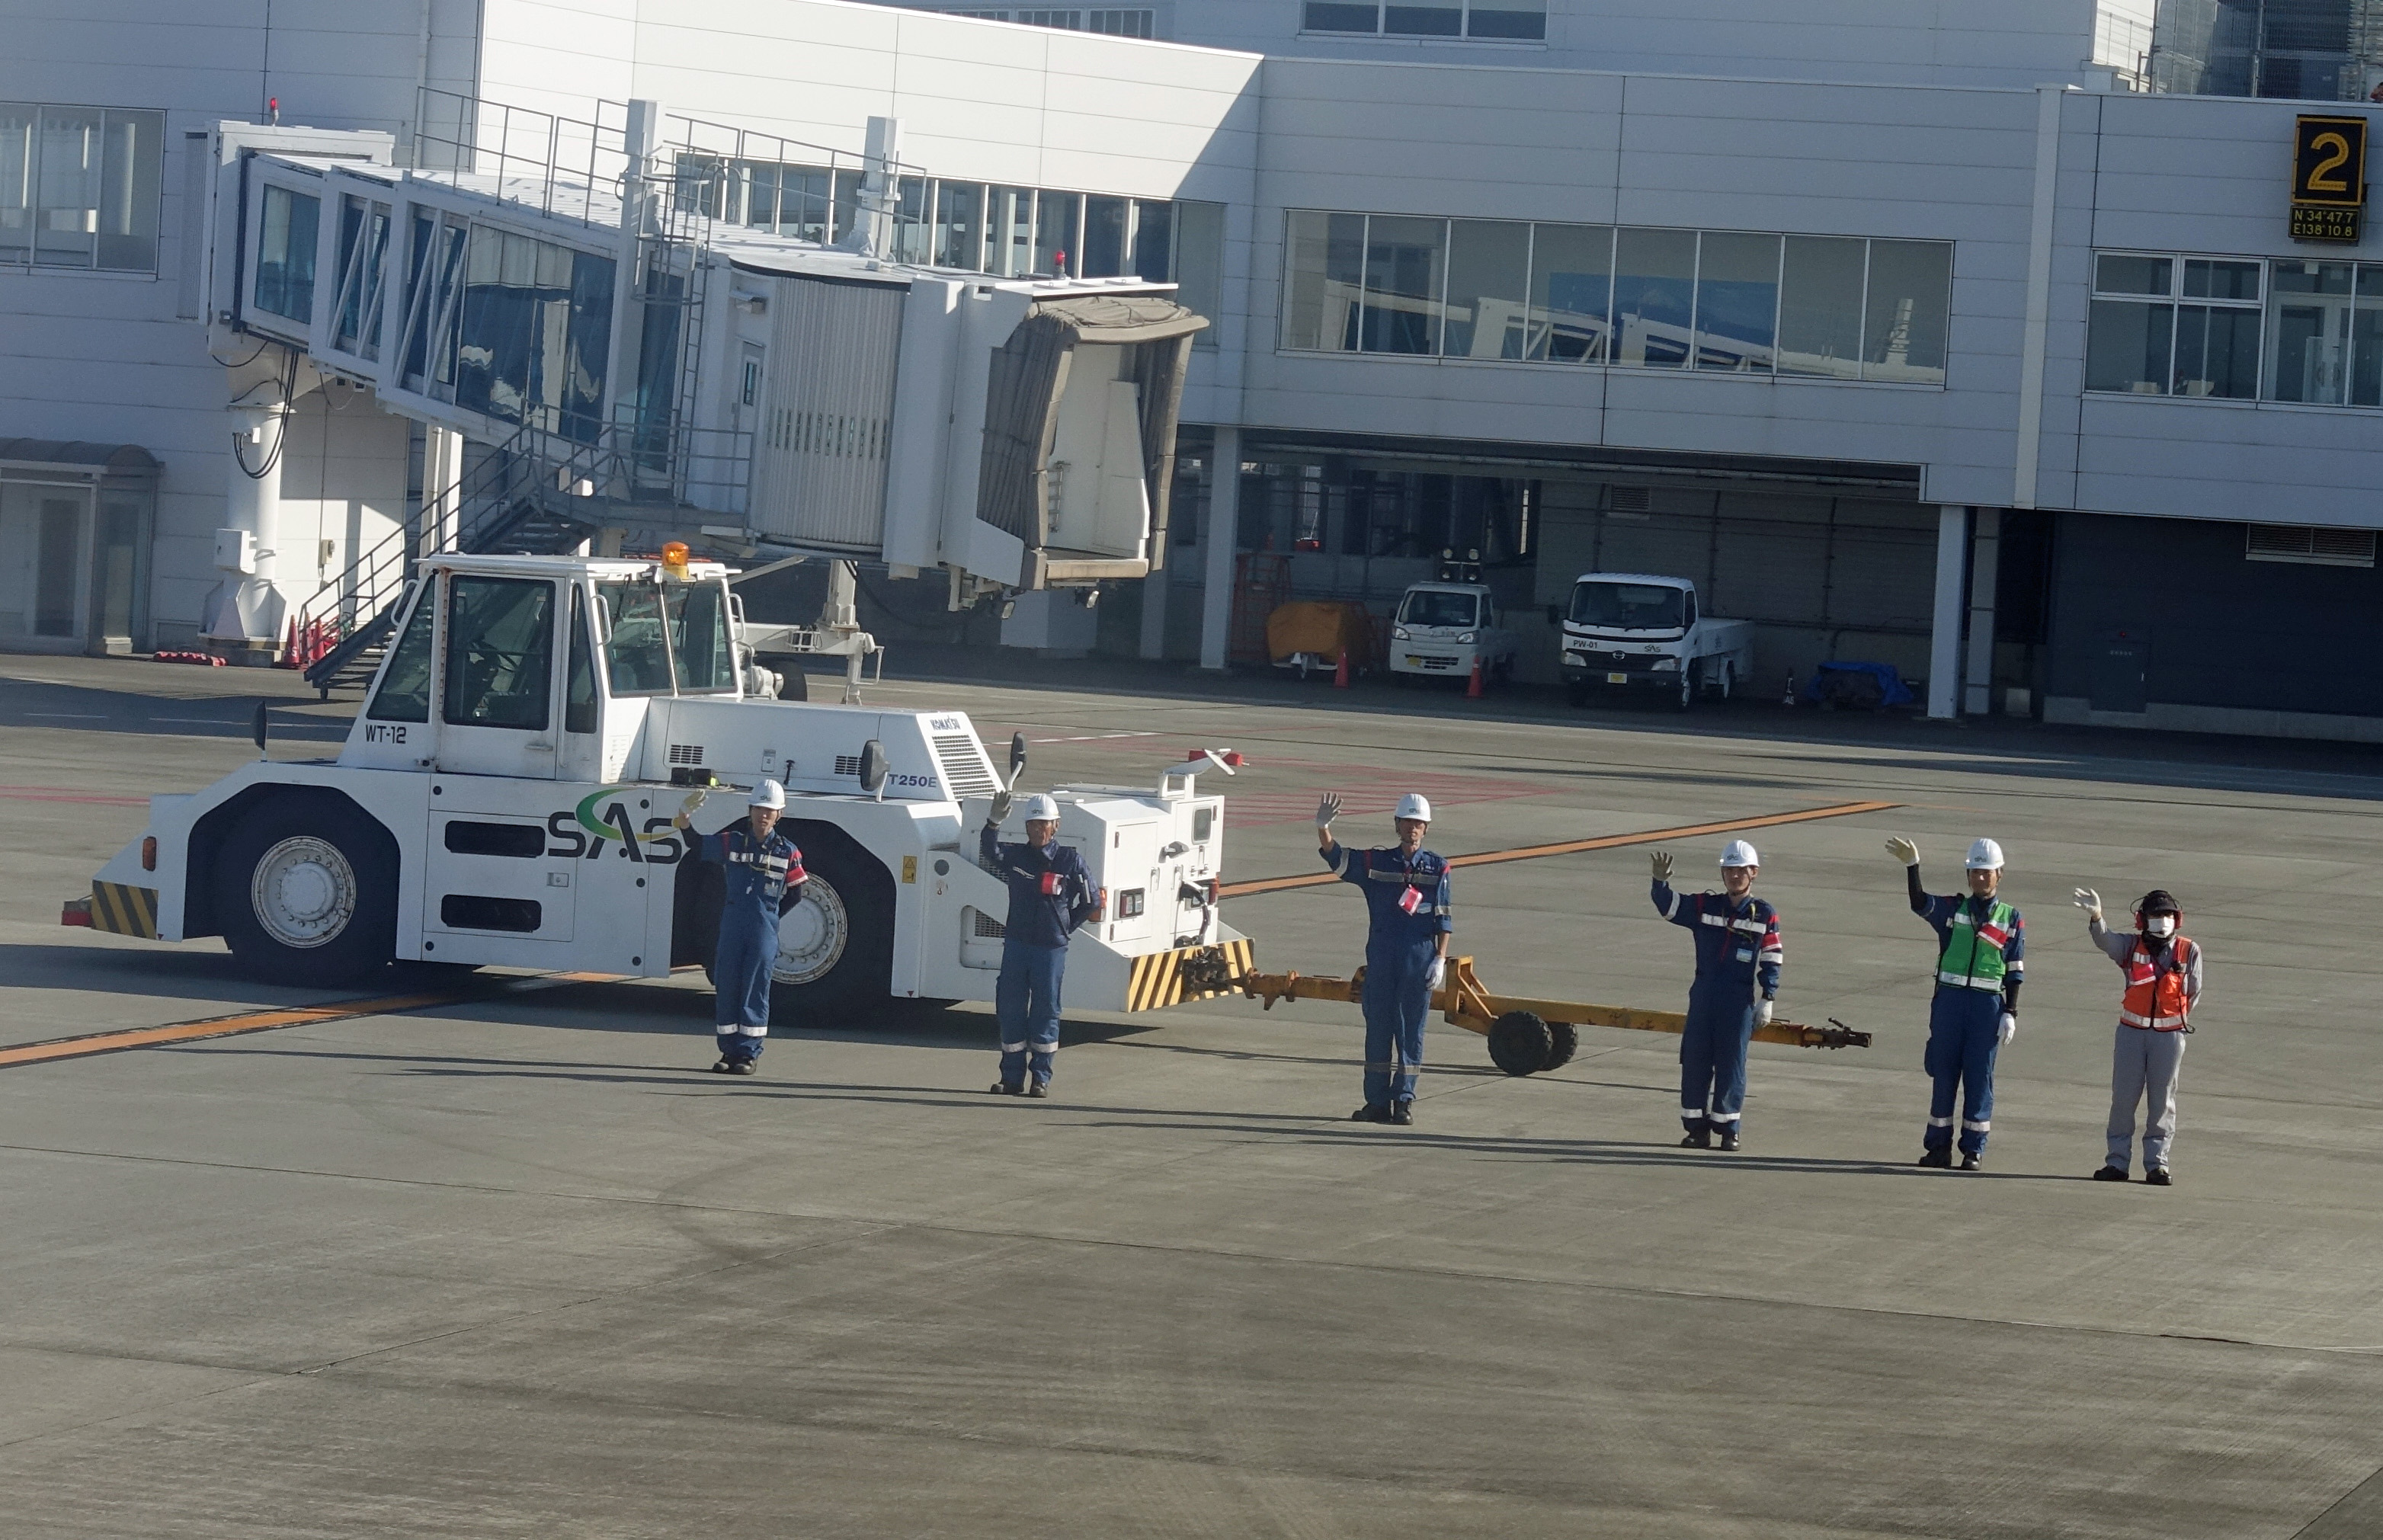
xmin=1424 ymin=955 xmax=1446 ymax=991
xmin=988 ymin=789 xmax=1013 ymax=826
xmin=1315 ymin=792 xmax=1341 ymax=830
xmin=2073 ymin=887 xmax=2103 ymax=923
xmin=1754 ymin=998 xmax=1773 ymax=1026
xmin=1998 ymin=1012 xmax=2018 ymax=1045
xmin=677 ymin=789 xmax=707 ymax=820
xmin=1649 ymin=850 xmax=1673 ymax=884
xmin=1886 ymin=836 xmax=1920 ymax=867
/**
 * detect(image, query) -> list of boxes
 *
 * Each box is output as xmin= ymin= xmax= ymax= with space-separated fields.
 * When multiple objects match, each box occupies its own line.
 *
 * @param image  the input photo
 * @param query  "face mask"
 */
xmin=2144 ymin=914 xmax=2176 ymax=939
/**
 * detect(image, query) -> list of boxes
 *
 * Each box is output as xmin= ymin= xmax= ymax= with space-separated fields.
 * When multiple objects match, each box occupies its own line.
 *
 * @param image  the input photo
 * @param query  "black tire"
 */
xmin=213 ymin=795 xmax=399 ymax=988
xmin=767 ymin=821 xmax=895 ymax=1020
xmin=1487 ymin=1010 xmax=1552 ymax=1076
xmin=1542 ymin=1021 xmax=1580 ymax=1071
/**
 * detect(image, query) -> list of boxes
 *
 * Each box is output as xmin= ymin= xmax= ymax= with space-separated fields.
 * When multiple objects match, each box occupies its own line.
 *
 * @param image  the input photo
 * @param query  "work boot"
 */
xmin=989 ymin=1081 xmax=1025 ymax=1096
xmin=1350 ymin=1103 xmax=1393 ymax=1123
xmin=1680 ymin=1127 xmax=1712 ymax=1149
xmin=729 ymin=1060 xmax=757 ymax=1076
xmin=2144 ymin=1167 xmax=2172 ymax=1186
xmin=2092 ymin=1164 xmax=2129 ymax=1183
xmin=1959 ymin=1151 xmax=1982 ymax=1171
xmin=1026 ymin=1081 xmax=1049 ymax=1100
xmin=1389 ymin=1100 xmax=1414 ymax=1126
xmin=1916 ymin=1148 xmax=1953 ymax=1168
xmin=1717 ymin=1129 xmax=1741 ymax=1152
xmin=710 ymin=1058 xmax=735 ymax=1074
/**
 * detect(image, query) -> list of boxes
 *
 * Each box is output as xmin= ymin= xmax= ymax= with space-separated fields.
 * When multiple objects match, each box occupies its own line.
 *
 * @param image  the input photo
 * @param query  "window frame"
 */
xmin=2071 ymin=248 xmax=2383 ymax=411
xmin=1299 ymin=0 xmax=1547 ymax=42
xmin=242 ymin=162 xmax=330 ymax=343
xmin=0 ymin=101 xmax=168 ymax=275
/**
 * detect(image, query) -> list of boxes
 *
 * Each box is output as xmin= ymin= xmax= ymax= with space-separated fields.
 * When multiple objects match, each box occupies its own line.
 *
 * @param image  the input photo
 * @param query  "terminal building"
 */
xmin=7 ymin=0 xmax=2383 ymax=739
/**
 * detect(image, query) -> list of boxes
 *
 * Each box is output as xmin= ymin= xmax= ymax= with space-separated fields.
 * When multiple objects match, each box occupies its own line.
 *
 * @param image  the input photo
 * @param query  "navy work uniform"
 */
xmin=693 ymin=805 xmax=805 ymax=1070
xmin=1651 ymin=871 xmax=1782 ymax=1145
xmin=1323 ymin=834 xmax=1452 ymax=1118
xmin=982 ymin=802 xmax=1100 ymax=1093
xmin=1900 ymin=838 xmax=2024 ymax=1165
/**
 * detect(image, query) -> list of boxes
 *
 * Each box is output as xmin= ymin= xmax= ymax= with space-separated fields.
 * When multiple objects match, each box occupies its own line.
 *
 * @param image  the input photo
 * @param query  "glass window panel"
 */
xmin=561 ymin=251 xmax=614 ymax=443
xmin=253 ymin=184 xmax=319 ymax=321
xmin=2266 ymin=260 xmax=2354 ymax=404
xmin=1693 ymin=231 xmax=1779 ymax=373
xmin=1613 ymin=226 xmax=1696 ymax=368
xmin=1081 ymin=194 xmax=1128 ymax=277
xmin=333 ymin=197 xmax=391 ymax=356
xmin=1131 ymin=198 xmax=1173 ymax=281
xmin=2355 ymin=266 xmax=2383 ymax=406
xmin=565 ymin=585 xmax=600 ymax=734
xmin=2173 ymin=304 xmax=2260 ymax=399
xmin=95 ymin=108 xmax=162 ymax=272
xmin=936 ymin=181 xmax=984 ymax=270
xmin=1360 ymin=215 xmax=1446 ymax=355
xmin=1385 ymin=2 xmax=1462 ymax=34
xmin=2094 ymin=253 xmax=2172 ymax=296
xmin=1467 ymin=1 xmax=1545 ymax=37
xmin=443 ymin=575 xmax=553 ymax=731
xmin=1035 ymin=189 xmax=1080 ymax=275
xmin=1526 ymin=223 xmax=1613 ymax=362
xmin=2183 ymin=258 xmax=2260 ymax=301
xmin=1172 ymin=200 xmax=1225 ymax=347
xmin=1305 ymin=1 xmax=1379 ymax=29
xmin=992 ymin=186 xmax=1034 ymax=275
xmin=665 ymin=584 xmax=736 ymax=693
xmin=1443 ymin=219 xmax=1529 ymax=360
xmin=892 ymin=175 xmax=932 ymax=264
xmin=454 ymin=226 xmax=531 ymax=421
xmin=831 ymin=168 xmax=863 ymax=244
xmin=2084 ymin=300 xmax=2172 ymax=393
xmin=34 ymin=105 xmax=101 ymax=267
xmin=0 ymin=103 xmax=32 ymax=264
xmin=1862 ymin=239 xmax=1950 ymax=383
xmin=367 ymin=583 xmax=436 ymax=723
xmin=598 ymin=581 xmax=674 ymax=693
xmin=1776 ymin=234 xmax=1864 ymax=379
xmin=1282 ymin=209 xmax=1363 ymax=351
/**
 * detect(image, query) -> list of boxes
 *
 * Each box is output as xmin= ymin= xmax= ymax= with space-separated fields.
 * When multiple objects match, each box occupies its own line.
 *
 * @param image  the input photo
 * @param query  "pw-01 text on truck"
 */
xmin=68 ymin=552 xmax=1253 ymax=1021
xmin=1559 ymin=574 xmax=1754 ymax=710
xmin=1389 ymin=583 xmax=1519 ymax=687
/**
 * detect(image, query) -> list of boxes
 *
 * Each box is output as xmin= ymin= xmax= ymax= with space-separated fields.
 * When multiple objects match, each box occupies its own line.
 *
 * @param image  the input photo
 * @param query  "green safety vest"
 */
xmin=1938 ymin=899 xmax=2016 ymax=990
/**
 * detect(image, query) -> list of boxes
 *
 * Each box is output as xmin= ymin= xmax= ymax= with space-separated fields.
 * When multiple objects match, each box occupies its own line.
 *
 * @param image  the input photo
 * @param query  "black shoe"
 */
xmin=729 ymin=1061 xmax=757 ymax=1076
xmin=710 ymin=1058 xmax=735 ymax=1074
xmin=1389 ymin=1100 xmax=1414 ymax=1126
xmin=1959 ymin=1152 xmax=1982 ymax=1171
xmin=1350 ymin=1103 xmax=1393 ymax=1123
xmin=989 ymin=1081 xmax=1023 ymax=1096
xmin=2144 ymin=1167 xmax=2171 ymax=1186
xmin=1917 ymin=1148 xmax=1953 ymax=1168
xmin=1026 ymin=1081 xmax=1049 ymax=1100
xmin=1680 ymin=1128 xmax=1712 ymax=1149
xmin=1718 ymin=1129 xmax=1741 ymax=1152
xmin=2092 ymin=1164 xmax=2129 ymax=1182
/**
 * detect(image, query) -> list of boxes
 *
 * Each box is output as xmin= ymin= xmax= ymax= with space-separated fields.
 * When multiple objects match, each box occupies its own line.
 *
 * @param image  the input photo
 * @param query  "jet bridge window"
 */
xmin=452 ymin=227 xmax=615 ymax=443
xmin=365 ymin=584 xmax=435 ymax=723
xmin=443 ymin=575 xmax=554 ymax=732
xmin=255 ymin=184 xmax=320 ymax=322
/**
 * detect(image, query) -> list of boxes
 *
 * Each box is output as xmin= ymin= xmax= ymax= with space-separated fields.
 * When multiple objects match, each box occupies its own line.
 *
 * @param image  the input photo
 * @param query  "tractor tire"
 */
xmin=213 ymin=795 xmax=399 ymax=988
xmin=767 ymin=821 xmax=896 ymax=1022
xmin=1542 ymin=1021 xmax=1580 ymax=1071
xmin=1486 ymin=1009 xmax=1553 ymax=1076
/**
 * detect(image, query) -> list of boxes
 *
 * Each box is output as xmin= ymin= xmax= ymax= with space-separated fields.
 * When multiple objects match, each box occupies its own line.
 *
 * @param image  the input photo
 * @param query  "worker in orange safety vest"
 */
xmin=2074 ymin=886 xmax=2204 ymax=1186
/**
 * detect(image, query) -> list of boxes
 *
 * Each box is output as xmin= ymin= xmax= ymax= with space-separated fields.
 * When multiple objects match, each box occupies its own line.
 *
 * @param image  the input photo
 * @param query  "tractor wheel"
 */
xmin=1486 ymin=1010 xmax=1553 ymax=1076
xmin=1542 ymin=1022 xmax=1580 ymax=1071
xmin=767 ymin=823 xmax=895 ymax=1021
xmin=213 ymin=795 xmax=399 ymax=988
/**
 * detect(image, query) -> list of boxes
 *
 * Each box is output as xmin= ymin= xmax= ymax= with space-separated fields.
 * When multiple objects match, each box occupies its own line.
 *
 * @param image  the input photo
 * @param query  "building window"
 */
xmin=1282 ymin=212 xmax=1950 ymax=384
xmin=930 ymin=6 xmax=1156 ymax=36
xmin=2084 ymin=250 xmax=2383 ymax=408
xmin=0 ymin=101 xmax=166 ymax=274
xmin=2245 ymin=524 xmax=2376 ymax=567
xmin=1302 ymin=0 xmax=1545 ymax=40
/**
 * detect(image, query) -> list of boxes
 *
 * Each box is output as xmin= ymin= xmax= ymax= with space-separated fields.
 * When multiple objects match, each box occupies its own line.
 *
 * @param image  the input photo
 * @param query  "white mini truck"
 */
xmin=73 ymin=552 xmax=1253 ymax=1020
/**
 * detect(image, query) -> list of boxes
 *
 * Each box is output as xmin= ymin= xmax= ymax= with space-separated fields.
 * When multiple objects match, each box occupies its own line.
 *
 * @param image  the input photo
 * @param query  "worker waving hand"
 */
xmin=982 ymin=790 xmax=1103 ymax=1099
xmin=674 ymin=782 xmax=806 ymax=1075
xmin=1650 ymin=840 xmax=1783 ymax=1151
xmin=1890 ymin=835 xmax=2023 ymax=1170
xmin=2078 ymin=886 xmax=2204 ymax=1186
xmin=1317 ymin=791 xmax=1452 ymax=1126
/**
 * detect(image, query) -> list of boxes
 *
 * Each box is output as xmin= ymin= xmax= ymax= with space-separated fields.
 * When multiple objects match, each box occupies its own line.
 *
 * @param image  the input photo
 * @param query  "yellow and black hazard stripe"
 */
xmin=89 ymin=881 xmax=160 ymax=940
xmin=1126 ymin=936 xmax=1257 ymax=1013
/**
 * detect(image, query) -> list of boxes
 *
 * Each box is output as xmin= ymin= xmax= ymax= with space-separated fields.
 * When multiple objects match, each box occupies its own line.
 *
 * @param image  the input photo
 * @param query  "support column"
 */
xmin=1962 ymin=507 xmax=2002 ymax=716
xmin=1197 ymin=425 xmax=1241 ymax=672
xmin=1139 ymin=568 xmax=1169 ymax=660
xmin=1927 ymin=504 xmax=1969 ymax=720
xmin=202 ymin=392 xmax=292 ymax=661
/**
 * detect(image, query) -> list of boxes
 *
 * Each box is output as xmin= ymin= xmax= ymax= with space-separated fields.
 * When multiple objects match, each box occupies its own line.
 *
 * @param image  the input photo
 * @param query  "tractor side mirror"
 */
xmin=860 ymin=738 xmax=889 ymax=797
xmin=1007 ymin=731 xmax=1028 ymax=786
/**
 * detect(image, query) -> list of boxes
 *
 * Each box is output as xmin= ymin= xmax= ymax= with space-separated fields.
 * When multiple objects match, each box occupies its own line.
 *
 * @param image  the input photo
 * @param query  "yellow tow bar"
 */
xmin=1237 ymin=956 xmax=1871 ymax=1075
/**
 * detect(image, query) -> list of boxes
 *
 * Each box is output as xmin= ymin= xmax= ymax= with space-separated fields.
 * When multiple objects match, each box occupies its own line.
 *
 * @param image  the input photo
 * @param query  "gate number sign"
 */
xmin=2291 ymin=115 xmax=2367 ymax=243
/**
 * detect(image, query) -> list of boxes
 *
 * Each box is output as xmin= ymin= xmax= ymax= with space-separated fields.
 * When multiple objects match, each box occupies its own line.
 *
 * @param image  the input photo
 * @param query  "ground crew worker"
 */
xmin=1649 ymin=839 xmax=1783 ymax=1151
xmin=981 ymin=790 xmax=1102 ymax=1098
xmin=2074 ymin=885 xmax=2203 ymax=1186
xmin=1888 ymin=835 xmax=2024 ymax=1170
xmin=1315 ymin=791 xmax=1451 ymax=1126
xmin=673 ymin=780 xmax=806 ymax=1075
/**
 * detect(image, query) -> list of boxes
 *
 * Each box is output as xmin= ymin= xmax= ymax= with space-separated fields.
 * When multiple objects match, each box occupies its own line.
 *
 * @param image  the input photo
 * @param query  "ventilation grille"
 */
xmin=2246 ymin=523 xmax=2375 ymax=568
xmin=931 ymin=733 xmax=1001 ymax=798
xmin=972 ymin=908 xmax=1007 ymax=939
xmin=834 ymin=754 xmax=863 ymax=777
xmin=1609 ymin=485 xmax=1652 ymax=514
xmin=667 ymin=743 xmax=704 ymax=765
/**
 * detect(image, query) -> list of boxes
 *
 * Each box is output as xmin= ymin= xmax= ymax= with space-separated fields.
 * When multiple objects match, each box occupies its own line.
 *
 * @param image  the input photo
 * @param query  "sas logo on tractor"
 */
xmin=544 ymin=788 xmax=686 ymax=865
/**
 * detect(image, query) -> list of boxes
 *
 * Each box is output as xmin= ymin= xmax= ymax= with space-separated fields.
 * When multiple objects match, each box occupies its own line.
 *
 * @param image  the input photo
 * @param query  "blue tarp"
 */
xmin=1802 ymin=661 xmax=1916 ymax=709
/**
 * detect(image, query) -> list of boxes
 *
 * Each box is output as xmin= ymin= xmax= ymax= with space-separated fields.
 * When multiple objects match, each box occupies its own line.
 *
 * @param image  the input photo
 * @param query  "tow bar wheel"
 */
xmin=1488 ymin=1009 xmax=1554 ymax=1076
xmin=249 ymin=836 xmax=357 ymax=948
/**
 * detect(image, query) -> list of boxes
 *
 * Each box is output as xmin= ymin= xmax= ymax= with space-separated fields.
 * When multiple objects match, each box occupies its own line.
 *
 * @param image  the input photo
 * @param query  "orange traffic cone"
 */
xmin=279 ymin=616 xmax=299 ymax=668
xmin=1334 ymin=648 xmax=1351 ymax=688
xmin=1466 ymin=658 xmax=1485 ymax=698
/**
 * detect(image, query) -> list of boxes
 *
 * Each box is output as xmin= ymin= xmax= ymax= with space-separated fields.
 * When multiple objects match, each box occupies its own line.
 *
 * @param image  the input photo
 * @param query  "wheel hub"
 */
xmin=251 ymin=836 xmax=357 ymax=949
xmin=774 ymin=874 xmax=849 ymax=985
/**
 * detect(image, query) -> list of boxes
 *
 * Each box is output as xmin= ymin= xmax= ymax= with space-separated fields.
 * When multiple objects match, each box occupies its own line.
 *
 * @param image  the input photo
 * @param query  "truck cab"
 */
xmin=1558 ymin=572 xmax=1754 ymax=709
xmin=1388 ymin=581 xmax=1518 ymax=687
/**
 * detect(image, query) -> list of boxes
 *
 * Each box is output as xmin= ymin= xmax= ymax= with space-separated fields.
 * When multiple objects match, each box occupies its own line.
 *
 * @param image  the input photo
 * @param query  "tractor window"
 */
xmin=366 ymin=581 xmax=435 ymax=722
xmin=442 ymin=575 xmax=554 ymax=732
xmin=565 ymin=584 xmax=600 ymax=733
xmin=665 ymin=581 xmax=736 ymax=693
xmin=597 ymin=581 xmax=674 ymax=694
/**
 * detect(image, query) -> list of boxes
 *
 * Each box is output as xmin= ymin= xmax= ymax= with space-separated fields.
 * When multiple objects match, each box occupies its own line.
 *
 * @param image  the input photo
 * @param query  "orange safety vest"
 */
xmin=2120 ymin=936 xmax=2196 ymax=1031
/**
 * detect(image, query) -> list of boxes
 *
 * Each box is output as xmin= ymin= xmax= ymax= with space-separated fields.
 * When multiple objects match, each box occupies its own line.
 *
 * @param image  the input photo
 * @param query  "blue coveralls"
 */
xmin=1324 ymin=842 xmax=1453 ymax=1110
xmin=982 ymin=824 xmax=1099 ymax=1089
xmin=1914 ymin=888 xmax=2025 ymax=1157
xmin=694 ymin=822 xmax=805 ymax=1064
xmin=1651 ymin=882 xmax=1782 ymax=1135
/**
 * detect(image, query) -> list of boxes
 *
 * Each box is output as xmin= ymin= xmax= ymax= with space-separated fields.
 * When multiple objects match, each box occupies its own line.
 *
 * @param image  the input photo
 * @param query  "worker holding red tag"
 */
xmin=1316 ymin=791 xmax=1452 ymax=1126
xmin=981 ymin=792 xmax=1103 ymax=1098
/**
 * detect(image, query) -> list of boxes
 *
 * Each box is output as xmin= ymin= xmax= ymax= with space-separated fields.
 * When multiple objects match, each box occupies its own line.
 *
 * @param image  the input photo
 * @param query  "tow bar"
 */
xmin=1237 ymin=956 xmax=1871 ymax=1076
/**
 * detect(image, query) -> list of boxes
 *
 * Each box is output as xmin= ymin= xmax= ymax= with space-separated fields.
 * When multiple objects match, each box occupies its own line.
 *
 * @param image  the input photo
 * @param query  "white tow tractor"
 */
xmin=68 ymin=551 xmax=1253 ymax=1020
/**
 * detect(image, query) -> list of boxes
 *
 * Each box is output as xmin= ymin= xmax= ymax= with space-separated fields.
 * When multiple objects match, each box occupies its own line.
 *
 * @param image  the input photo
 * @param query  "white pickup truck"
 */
xmin=1388 ymin=581 xmax=1520 ymax=687
xmin=1558 ymin=572 xmax=1754 ymax=709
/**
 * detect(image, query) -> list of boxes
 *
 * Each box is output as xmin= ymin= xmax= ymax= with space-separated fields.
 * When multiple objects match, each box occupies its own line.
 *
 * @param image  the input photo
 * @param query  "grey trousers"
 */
xmin=2107 ymin=1025 xmax=2187 ymax=1171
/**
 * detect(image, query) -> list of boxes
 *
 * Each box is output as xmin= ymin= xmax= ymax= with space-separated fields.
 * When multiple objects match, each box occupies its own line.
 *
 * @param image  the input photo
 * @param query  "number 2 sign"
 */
xmin=2292 ymin=115 xmax=2366 ymax=243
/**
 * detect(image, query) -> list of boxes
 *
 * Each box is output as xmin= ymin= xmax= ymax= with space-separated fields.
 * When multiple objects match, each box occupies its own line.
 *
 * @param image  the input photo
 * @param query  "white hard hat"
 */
xmin=1023 ymin=793 xmax=1060 ymax=822
xmin=1965 ymin=837 xmax=2005 ymax=870
xmin=749 ymin=779 xmax=786 ymax=810
xmin=1395 ymin=792 xmax=1432 ymax=822
xmin=1719 ymin=840 xmax=1759 ymax=867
